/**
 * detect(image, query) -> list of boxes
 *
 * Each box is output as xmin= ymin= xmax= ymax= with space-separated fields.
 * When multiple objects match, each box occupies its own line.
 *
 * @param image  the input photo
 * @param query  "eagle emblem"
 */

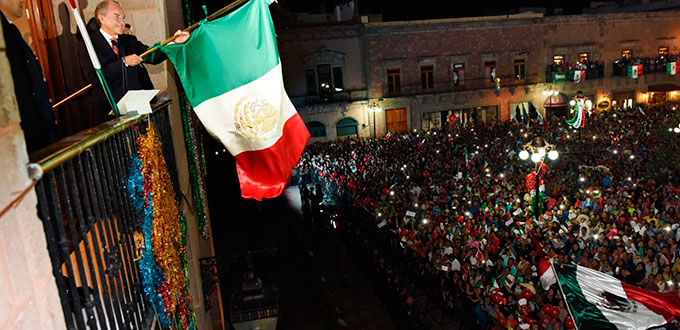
xmin=233 ymin=96 xmax=279 ymax=141
xmin=596 ymin=291 xmax=638 ymax=313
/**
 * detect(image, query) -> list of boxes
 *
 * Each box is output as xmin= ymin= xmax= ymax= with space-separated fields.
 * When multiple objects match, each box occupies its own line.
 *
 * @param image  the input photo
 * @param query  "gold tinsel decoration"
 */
xmin=137 ymin=122 xmax=188 ymax=318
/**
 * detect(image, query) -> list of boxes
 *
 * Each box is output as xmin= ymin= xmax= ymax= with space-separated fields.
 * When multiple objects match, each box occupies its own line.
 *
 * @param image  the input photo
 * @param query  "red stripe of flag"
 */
xmin=621 ymin=282 xmax=680 ymax=321
xmin=234 ymin=113 xmax=310 ymax=200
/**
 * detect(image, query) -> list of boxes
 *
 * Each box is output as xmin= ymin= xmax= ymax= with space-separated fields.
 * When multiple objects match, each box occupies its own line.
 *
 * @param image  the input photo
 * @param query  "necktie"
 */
xmin=110 ymin=37 xmax=119 ymax=58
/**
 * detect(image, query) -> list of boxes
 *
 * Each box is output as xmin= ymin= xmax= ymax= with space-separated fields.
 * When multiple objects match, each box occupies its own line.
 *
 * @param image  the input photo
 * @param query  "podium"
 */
xmin=115 ymin=90 xmax=159 ymax=115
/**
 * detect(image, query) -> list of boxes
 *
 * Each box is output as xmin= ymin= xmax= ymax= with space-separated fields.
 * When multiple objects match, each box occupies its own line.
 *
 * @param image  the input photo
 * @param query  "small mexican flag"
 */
xmin=161 ymin=0 xmax=310 ymax=200
xmin=627 ymin=64 xmax=643 ymax=79
xmin=552 ymin=71 xmax=567 ymax=82
xmin=667 ymin=61 xmax=678 ymax=75
xmin=569 ymin=70 xmax=586 ymax=83
xmin=554 ymin=263 xmax=680 ymax=330
xmin=538 ymin=259 xmax=556 ymax=290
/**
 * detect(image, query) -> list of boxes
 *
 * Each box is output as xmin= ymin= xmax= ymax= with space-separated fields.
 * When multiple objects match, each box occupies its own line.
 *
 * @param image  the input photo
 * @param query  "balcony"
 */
xmin=382 ymin=73 xmax=539 ymax=98
xmin=545 ymin=62 xmax=605 ymax=83
xmin=612 ymin=56 xmax=679 ymax=76
xmin=304 ymin=91 xmax=351 ymax=105
xmin=28 ymin=103 xmax=188 ymax=329
xmin=291 ymin=89 xmax=368 ymax=108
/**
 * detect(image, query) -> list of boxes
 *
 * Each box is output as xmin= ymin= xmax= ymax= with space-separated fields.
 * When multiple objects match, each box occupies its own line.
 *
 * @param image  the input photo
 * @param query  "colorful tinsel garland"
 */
xmin=128 ymin=123 xmax=196 ymax=330
xmin=128 ymin=157 xmax=170 ymax=327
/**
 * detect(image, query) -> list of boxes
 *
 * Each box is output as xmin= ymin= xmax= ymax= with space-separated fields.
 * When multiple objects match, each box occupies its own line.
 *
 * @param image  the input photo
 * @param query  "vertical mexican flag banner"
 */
xmin=667 ymin=61 xmax=678 ymax=75
xmin=552 ymin=71 xmax=567 ymax=82
xmin=464 ymin=148 xmax=472 ymax=169
xmin=554 ymin=263 xmax=680 ymax=330
xmin=627 ymin=64 xmax=643 ymax=79
xmin=161 ymin=0 xmax=310 ymax=200
xmin=568 ymin=69 xmax=586 ymax=83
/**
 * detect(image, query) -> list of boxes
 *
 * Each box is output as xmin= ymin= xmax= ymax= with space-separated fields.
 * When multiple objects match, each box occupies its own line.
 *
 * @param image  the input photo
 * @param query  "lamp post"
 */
xmin=518 ymin=137 xmax=559 ymax=223
xmin=543 ymin=88 xmax=559 ymax=117
xmin=366 ymin=102 xmax=382 ymax=138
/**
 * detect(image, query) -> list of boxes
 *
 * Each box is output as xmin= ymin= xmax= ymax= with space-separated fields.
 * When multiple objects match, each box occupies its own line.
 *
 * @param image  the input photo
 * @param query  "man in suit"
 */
xmin=1 ymin=0 xmax=59 ymax=153
xmin=83 ymin=0 xmax=189 ymax=120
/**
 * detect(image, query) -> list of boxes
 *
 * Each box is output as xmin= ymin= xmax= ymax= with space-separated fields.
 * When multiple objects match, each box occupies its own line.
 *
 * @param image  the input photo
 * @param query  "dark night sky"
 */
xmin=278 ymin=0 xmax=594 ymax=21
xmin=189 ymin=0 xmax=595 ymax=24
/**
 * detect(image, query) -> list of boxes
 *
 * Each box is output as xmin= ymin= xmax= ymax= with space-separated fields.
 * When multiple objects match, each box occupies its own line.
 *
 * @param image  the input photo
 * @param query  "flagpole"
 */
xmin=550 ymin=262 xmax=579 ymax=330
xmin=54 ymin=0 xmax=253 ymax=111
xmin=67 ymin=0 xmax=120 ymax=116
xmin=52 ymin=84 xmax=92 ymax=109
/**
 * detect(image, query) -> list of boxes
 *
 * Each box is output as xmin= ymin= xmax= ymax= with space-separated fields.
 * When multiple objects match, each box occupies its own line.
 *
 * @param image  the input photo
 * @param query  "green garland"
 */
xmin=182 ymin=0 xmax=194 ymax=26
xmin=180 ymin=93 xmax=210 ymax=239
xmin=179 ymin=211 xmax=197 ymax=328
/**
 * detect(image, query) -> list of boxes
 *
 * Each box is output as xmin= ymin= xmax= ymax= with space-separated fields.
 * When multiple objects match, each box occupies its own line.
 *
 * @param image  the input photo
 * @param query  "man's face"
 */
xmin=0 ymin=0 xmax=24 ymax=20
xmin=98 ymin=2 xmax=125 ymax=36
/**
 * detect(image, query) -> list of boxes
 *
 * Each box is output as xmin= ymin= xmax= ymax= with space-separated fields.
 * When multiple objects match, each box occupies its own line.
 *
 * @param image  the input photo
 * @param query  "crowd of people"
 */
xmin=546 ymin=59 xmax=605 ymax=82
xmin=612 ymin=53 xmax=680 ymax=76
xmin=297 ymin=105 xmax=680 ymax=330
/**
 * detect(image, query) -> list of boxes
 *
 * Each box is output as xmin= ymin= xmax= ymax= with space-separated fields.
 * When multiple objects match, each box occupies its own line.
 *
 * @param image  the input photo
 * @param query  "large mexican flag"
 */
xmin=161 ymin=0 xmax=309 ymax=200
xmin=554 ymin=263 xmax=680 ymax=330
xmin=667 ymin=61 xmax=678 ymax=75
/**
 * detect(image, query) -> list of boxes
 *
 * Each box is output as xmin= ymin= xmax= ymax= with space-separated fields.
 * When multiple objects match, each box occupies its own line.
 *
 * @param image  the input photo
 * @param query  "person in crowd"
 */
xmin=299 ymin=103 xmax=680 ymax=329
xmin=1 ymin=0 xmax=59 ymax=153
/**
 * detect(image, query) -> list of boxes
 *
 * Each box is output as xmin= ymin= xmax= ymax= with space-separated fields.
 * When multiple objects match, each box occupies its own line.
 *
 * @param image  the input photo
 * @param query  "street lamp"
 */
xmin=366 ymin=102 xmax=382 ymax=138
xmin=518 ymin=136 xmax=558 ymax=223
xmin=543 ymin=88 xmax=560 ymax=107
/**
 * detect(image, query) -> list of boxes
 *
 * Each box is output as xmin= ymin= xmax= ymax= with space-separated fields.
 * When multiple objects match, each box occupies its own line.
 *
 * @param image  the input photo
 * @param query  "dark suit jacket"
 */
xmin=81 ymin=30 xmax=167 ymax=113
xmin=2 ymin=12 xmax=59 ymax=153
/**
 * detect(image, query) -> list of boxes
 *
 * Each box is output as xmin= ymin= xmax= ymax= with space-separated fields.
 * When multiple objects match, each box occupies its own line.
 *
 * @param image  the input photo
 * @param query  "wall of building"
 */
xmin=541 ymin=11 xmax=680 ymax=115
xmin=0 ymin=21 xmax=67 ymax=330
xmin=278 ymin=24 xmax=369 ymax=140
xmin=279 ymin=10 xmax=680 ymax=142
xmin=278 ymin=24 xmax=366 ymax=97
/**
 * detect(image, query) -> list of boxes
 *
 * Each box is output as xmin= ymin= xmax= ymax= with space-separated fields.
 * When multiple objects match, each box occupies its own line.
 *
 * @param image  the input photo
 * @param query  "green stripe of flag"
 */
xmin=555 ymin=263 xmax=617 ymax=330
xmin=161 ymin=0 xmax=279 ymax=106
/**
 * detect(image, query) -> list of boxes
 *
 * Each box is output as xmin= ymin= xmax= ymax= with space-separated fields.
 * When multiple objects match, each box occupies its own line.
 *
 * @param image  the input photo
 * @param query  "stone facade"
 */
xmin=0 ymin=19 xmax=66 ymax=330
xmin=3 ymin=0 xmax=217 ymax=328
xmin=277 ymin=11 xmax=680 ymax=141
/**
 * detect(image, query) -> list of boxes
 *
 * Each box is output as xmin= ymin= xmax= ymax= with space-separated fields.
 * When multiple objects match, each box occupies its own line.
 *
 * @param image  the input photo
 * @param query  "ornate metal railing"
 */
xmin=31 ymin=103 xmax=178 ymax=330
xmin=382 ymin=73 xmax=540 ymax=98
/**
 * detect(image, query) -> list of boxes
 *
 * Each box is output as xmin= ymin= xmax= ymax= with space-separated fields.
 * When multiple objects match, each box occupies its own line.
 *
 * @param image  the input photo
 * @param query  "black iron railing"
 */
xmin=545 ymin=63 xmax=605 ymax=82
xmin=32 ymin=103 xmax=178 ymax=330
xmin=611 ymin=55 xmax=680 ymax=76
xmin=304 ymin=91 xmax=351 ymax=105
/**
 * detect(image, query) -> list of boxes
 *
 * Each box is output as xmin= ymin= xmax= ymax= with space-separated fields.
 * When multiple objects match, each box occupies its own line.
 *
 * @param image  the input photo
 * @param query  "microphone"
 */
xmin=120 ymin=47 xmax=127 ymax=92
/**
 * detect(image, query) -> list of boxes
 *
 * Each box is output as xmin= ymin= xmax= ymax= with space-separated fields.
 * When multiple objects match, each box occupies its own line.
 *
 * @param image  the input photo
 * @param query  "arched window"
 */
xmin=305 ymin=121 xmax=326 ymax=138
xmin=336 ymin=117 xmax=358 ymax=137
